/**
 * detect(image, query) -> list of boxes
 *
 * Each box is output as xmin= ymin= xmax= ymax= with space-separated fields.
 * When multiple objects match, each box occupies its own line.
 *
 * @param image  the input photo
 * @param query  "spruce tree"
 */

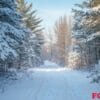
xmin=0 ymin=0 xmax=28 ymax=71
xmin=73 ymin=0 xmax=100 ymax=65
xmin=72 ymin=0 xmax=100 ymax=83
xmin=17 ymin=0 xmax=44 ymax=67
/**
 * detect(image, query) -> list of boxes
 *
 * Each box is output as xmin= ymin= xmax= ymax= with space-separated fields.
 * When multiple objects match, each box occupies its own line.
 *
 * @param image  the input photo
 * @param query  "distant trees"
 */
xmin=54 ymin=16 xmax=72 ymax=66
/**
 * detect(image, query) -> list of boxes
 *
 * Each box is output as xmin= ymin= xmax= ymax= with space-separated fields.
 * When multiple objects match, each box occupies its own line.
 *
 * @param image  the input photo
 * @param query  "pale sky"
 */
xmin=27 ymin=0 xmax=83 ymax=29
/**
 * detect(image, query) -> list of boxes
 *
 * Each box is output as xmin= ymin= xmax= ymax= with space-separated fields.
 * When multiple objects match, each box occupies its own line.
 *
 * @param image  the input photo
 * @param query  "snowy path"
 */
xmin=0 ymin=67 xmax=100 ymax=100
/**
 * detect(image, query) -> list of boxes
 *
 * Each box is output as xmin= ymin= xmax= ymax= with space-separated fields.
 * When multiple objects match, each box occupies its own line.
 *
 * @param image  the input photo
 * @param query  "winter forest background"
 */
xmin=0 ymin=0 xmax=100 ymax=97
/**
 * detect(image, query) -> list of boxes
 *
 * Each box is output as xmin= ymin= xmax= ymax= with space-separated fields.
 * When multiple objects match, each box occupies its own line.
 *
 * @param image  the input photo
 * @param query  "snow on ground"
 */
xmin=40 ymin=60 xmax=59 ymax=68
xmin=0 ymin=61 xmax=100 ymax=100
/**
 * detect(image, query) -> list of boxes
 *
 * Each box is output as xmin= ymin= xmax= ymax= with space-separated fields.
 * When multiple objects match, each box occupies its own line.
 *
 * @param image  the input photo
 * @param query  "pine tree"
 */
xmin=17 ymin=0 xmax=44 ymax=67
xmin=17 ymin=0 xmax=43 ymax=33
xmin=0 ymin=0 xmax=28 ymax=71
xmin=88 ymin=0 xmax=100 ymax=84
xmin=72 ymin=0 xmax=100 ymax=67
xmin=72 ymin=0 xmax=100 ymax=83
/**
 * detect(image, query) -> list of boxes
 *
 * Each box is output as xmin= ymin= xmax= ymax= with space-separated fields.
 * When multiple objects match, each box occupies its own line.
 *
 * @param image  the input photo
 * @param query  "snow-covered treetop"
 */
xmin=0 ymin=0 xmax=17 ymax=10
xmin=72 ymin=1 xmax=100 ymax=40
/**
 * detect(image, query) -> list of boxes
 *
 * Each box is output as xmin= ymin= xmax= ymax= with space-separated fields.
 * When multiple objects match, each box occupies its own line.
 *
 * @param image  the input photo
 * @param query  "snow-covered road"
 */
xmin=0 ymin=67 xmax=100 ymax=100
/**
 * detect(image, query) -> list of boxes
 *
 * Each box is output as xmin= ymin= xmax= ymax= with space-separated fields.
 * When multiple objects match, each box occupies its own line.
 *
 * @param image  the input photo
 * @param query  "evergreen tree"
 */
xmin=72 ymin=0 xmax=100 ymax=67
xmin=72 ymin=0 xmax=100 ymax=83
xmin=0 ymin=0 xmax=28 ymax=71
xmin=17 ymin=0 xmax=44 ymax=67
xmin=17 ymin=0 xmax=43 ymax=33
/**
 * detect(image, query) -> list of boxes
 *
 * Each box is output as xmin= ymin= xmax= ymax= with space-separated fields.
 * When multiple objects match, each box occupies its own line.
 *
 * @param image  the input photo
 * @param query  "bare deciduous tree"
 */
xmin=54 ymin=16 xmax=72 ymax=66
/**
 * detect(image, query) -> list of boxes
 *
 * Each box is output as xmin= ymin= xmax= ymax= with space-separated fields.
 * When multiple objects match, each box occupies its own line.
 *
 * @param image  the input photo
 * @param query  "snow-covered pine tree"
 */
xmin=87 ymin=0 xmax=100 ymax=84
xmin=0 ymin=0 xmax=28 ymax=71
xmin=72 ymin=2 xmax=90 ymax=67
xmin=17 ymin=0 xmax=44 ymax=67
xmin=72 ymin=0 xmax=100 ymax=68
xmin=72 ymin=0 xmax=100 ymax=83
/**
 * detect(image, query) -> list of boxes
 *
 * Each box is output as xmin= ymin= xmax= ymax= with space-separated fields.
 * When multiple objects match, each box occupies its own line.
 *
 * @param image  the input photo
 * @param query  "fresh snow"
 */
xmin=0 ymin=61 xmax=100 ymax=100
xmin=40 ymin=60 xmax=59 ymax=68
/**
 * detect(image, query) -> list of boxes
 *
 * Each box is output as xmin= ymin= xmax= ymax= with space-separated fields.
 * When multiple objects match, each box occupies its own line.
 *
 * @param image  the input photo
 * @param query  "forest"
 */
xmin=0 ymin=0 xmax=100 ymax=100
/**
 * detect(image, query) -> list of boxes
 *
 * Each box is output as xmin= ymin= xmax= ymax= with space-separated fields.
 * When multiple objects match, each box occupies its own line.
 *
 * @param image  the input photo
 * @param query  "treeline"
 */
xmin=0 ymin=0 xmax=44 ymax=72
xmin=43 ymin=16 xmax=72 ymax=66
